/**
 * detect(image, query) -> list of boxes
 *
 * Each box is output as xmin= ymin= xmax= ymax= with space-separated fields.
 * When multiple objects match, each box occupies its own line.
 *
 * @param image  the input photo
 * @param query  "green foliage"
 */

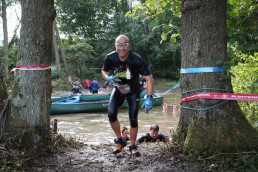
xmin=55 ymin=0 xmax=181 ymax=80
xmin=64 ymin=40 xmax=96 ymax=80
xmin=55 ymin=0 xmax=114 ymax=39
xmin=231 ymin=46 xmax=258 ymax=127
xmin=227 ymin=0 xmax=257 ymax=55
xmin=154 ymin=78 xmax=179 ymax=88
xmin=126 ymin=0 xmax=181 ymax=43
xmin=51 ymin=78 xmax=72 ymax=91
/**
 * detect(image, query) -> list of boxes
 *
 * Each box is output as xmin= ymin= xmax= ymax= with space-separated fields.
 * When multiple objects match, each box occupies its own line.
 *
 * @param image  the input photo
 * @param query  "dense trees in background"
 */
xmin=0 ymin=0 xmax=256 ymax=82
xmin=54 ymin=0 xmax=181 ymax=80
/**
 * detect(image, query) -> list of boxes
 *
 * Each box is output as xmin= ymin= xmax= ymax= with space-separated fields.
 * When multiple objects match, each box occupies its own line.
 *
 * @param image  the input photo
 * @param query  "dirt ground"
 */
xmin=27 ymin=142 xmax=208 ymax=172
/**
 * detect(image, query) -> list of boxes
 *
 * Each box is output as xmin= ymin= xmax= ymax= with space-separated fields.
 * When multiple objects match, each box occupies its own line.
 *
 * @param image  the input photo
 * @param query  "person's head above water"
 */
xmin=149 ymin=124 xmax=159 ymax=139
xmin=121 ymin=127 xmax=129 ymax=139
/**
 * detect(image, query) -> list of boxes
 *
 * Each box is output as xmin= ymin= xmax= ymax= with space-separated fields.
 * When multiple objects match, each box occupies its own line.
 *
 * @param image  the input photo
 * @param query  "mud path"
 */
xmin=30 ymin=143 xmax=204 ymax=172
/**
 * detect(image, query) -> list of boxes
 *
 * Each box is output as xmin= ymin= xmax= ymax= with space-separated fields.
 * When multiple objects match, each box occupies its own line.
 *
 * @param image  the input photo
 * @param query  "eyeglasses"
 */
xmin=115 ymin=42 xmax=129 ymax=48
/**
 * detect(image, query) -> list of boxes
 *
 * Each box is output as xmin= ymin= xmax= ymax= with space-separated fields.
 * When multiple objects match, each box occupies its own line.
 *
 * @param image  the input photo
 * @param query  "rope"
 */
xmin=161 ymin=83 xmax=180 ymax=95
xmin=182 ymin=88 xmax=233 ymax=94
xmin=163 ymin=102 xmax=180 ymax=107
xmin=181 ymin=100 xmax=228 ymax=111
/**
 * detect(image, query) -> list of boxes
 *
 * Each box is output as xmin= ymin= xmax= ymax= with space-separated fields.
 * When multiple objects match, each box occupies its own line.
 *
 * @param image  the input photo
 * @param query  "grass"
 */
xmin=154 ymin=79 xmax=179 ymax=88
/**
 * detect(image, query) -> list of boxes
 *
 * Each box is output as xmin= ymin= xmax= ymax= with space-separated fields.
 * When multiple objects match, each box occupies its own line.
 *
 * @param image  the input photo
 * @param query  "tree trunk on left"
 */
xmin=0 ymin=69 xmax=8 ymax=139
xmin=2 ymin=0 xmax=55 ymax=147
xmin=2 ymin=0 xmax=9 ymax=77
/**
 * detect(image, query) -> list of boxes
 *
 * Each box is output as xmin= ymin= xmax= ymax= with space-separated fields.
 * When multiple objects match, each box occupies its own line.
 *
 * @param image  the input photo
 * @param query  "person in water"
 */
xmin=71 ymin=78 xmax=83 ymax=94
xmin=90 ymin=78 xmax=100 ymax=94
xmin=83 ymin=79 xmax=91 ymax=89
xmin=101 ymin=35 xmax=154 ymax=156
xmin=136 ymin=124 xmax=172 ymax=144
xmin=121 ymin=126 xmax=130 ymax=142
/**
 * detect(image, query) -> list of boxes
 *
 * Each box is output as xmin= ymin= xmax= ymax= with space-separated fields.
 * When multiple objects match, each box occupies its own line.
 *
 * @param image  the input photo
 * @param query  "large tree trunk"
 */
xmin=177 ymin=0 xmax=255 ymax=154
xmin=2 ymin=0 xmax=55 ymax=147
xmin=2 ymin=0 xmax=9 ymax=77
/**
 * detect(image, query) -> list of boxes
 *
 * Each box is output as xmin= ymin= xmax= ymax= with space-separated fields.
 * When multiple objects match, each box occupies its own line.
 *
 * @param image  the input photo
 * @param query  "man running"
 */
xmin=101 ymin=35 xmax=154 ymax=156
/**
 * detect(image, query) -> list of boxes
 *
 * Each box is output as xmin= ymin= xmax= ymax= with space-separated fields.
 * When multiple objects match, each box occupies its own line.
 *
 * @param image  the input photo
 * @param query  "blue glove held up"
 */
xmin=107 ymin=75 xmax=119 ymax=83
xmin=141 ymin=97 xmax=153 ymax=113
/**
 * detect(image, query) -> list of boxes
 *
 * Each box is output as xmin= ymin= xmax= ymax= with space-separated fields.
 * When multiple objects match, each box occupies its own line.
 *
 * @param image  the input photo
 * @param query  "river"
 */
xmin=51 ymin=89 xmax=181 ymax=145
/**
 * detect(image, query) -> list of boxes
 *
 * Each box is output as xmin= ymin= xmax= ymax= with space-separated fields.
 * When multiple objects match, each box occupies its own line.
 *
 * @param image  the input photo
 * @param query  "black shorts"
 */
xmin=108 ymin=88 xmax=140 ymax=128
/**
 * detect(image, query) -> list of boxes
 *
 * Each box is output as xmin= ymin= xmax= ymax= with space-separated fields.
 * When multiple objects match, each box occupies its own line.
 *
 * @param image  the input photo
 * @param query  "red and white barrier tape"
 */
xmin=180 ymin=92 xmax=258 ymax=103
xmin=10 ymin=65 xmax=51 ymax=75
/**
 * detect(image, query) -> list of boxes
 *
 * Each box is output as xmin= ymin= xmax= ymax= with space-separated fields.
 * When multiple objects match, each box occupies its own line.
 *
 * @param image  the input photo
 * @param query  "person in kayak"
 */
xmin=136 ymin=124 xmax=172 ymax=144
xmin=101 ymin=35 xmax=154 ymax=156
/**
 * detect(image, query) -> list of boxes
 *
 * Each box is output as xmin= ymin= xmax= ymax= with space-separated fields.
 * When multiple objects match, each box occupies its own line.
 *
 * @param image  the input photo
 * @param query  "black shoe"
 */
xmin=129 ymin=145 xmax=141 ymax=157
xmin=112 ymin=138 xmax=127 ymax=154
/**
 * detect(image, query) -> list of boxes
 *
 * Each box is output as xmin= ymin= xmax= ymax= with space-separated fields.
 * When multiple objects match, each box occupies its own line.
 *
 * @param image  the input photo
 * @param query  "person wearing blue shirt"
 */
xmin=90 ymin=78 xmax=100 ymax=94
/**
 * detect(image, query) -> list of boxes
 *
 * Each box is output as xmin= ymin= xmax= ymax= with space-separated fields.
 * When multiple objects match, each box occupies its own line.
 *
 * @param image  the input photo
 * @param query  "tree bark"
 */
xmin=177 ymin=0 xmax=256 ymax=154
xmin=0 ymin=70 xmax=8 ymax=139
xmin=2 ymin=0 xmax=9 ymax=77
xmin=3 ymin=0 xmax=55 ymax=147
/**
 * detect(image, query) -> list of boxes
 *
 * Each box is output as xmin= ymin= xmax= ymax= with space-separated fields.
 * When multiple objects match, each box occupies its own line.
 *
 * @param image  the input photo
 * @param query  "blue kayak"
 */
xmin=53 ymin=96 xmax=80 ymax=104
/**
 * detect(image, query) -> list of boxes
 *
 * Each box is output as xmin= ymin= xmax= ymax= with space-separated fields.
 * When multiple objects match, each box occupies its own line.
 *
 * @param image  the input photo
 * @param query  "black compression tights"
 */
xmin=108 ymin=88 xmax=140 ymax=128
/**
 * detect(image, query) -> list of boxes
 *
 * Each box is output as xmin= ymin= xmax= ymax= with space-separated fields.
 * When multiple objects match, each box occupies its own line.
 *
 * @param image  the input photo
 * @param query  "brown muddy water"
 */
xmin=51 ymin=89 xmax=181 ymax=145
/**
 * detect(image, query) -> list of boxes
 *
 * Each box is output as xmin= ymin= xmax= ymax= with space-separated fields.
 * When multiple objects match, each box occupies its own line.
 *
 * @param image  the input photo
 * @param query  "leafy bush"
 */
xmin=231 ymin=47 xmax=257 ymax=127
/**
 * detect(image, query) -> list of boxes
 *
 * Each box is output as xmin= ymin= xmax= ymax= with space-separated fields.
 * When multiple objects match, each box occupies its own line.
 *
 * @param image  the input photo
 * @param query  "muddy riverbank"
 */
xmin=1 ymin=83 xmax=255 ymax=171
xmin=26 ymin=142 xmax=207 ymax=172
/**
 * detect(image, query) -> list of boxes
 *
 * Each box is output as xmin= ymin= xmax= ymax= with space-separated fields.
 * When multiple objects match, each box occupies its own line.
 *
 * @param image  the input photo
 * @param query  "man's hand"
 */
xmin=141 ymin=97 xmax=152 ymax=113
xmin=107 ymin=75 xmax=119 ymax=83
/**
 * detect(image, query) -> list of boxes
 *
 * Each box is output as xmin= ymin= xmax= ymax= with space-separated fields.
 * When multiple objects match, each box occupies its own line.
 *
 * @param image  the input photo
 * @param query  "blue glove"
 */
xmin=141 ymin=97 xmax=153 ymax=113
xmin=107 ymin=75 xmax=119 ymax=83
